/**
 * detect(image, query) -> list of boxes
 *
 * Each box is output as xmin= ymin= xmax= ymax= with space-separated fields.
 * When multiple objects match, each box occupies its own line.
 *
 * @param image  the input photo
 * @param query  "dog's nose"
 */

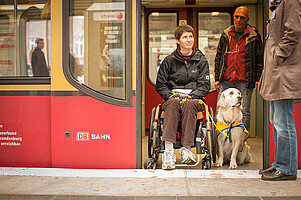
xmin=238 ymin=96 xmax=242 ymax=101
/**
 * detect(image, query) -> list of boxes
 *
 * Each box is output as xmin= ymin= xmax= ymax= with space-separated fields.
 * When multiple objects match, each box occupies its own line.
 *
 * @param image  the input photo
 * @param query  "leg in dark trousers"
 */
xmin=162 ymin=98 xmax=181 ymax=144
xmin=181 ymin=99 xmax=202 ymax=146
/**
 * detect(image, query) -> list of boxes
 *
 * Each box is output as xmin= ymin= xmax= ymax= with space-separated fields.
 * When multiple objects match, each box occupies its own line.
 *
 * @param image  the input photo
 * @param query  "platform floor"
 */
xmin=0 ymin=168 xmax=301 ymax=199
xmin=1 ymin=137 xmax=300 ymax=200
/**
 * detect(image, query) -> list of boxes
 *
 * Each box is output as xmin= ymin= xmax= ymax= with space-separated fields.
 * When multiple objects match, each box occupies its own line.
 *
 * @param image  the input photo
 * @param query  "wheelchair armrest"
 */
xmin=197 ymin=111 xmax=204 ymax=120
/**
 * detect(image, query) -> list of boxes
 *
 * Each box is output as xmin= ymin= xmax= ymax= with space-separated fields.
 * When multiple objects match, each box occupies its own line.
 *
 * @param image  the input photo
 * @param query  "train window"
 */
xmin=69 ymin=1 xmax=127 ymax=100
xmin=148 ymin=12 xmax=177 ymax=85
xmin=198 ymin=12 xmax=231 ymax=91
xmin=0 ymin=0 xmax=51 ymax=78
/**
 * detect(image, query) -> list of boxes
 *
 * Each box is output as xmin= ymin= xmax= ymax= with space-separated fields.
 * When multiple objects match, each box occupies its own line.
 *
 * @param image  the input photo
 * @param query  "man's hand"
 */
xmin=179 ymin=95 xmax=192 ymax=105
xmin=255 ymin=81 xmax=259 ymax=89
xmin=215 ymin=81 xmax=221 ymax=91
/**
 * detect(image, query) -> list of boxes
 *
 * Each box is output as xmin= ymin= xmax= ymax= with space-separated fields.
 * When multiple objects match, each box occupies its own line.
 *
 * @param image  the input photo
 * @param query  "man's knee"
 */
xmin=168 ymin=98 xmax=180 ymax=104
xmin=163 ymin=98 xmax=180 ymax=110
xmin=183 ymin=99 xmax=198 ymax=106
xmin=182 ymin=99 xmax=201 ymax=111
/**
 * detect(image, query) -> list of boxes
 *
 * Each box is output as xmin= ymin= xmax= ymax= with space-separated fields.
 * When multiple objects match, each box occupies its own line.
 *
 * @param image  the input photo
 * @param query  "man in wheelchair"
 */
xmin=156 ymin=25 xmax=210 ymax=170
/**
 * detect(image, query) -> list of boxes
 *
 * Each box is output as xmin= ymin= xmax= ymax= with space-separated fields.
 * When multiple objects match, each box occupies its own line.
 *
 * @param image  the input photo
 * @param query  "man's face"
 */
xmin=233 ymin=8 xmax=249 ymax=32
xmin=176 ymin=31 xmax=194 ymax=51
xmin=37 ymin=40 xmax=44 ymax=49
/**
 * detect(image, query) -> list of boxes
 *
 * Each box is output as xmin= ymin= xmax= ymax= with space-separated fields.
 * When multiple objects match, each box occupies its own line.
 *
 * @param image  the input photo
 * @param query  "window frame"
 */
xmin=146 ymin=10 xmax=179 ymax=86
xmin=0 ymin=2 xmax=51 ymax=84
xmin=196 ymin=10 xmax=232 ymax=92
xmin=62 ymin=0 xmax=132 ymax=107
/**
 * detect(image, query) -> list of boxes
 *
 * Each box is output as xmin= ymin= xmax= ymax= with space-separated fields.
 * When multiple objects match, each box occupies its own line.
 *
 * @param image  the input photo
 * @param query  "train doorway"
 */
xmin=141 ymin=0 xmax=265 ymax=170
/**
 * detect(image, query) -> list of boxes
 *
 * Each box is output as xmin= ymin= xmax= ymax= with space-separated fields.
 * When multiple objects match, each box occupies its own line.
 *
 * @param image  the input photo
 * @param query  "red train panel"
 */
xmin=0 ymin=95 xmax=137 ymax=169
xmin=51 ymin=96 xmax=137 ymax=169
xmin=0 ymin=96 xmax=51 ymax=167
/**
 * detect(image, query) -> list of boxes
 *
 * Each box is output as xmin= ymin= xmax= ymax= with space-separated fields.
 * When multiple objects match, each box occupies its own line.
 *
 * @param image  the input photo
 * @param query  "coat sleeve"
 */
xmin=214 ymin=35 xmax=225 ymax=82
xmin=255 ymin=32 xmax=263 ymax=81
xmin=190 ymin=57 xmax=210 ymax=99
xmin=274 ymin=0 xmax=301 ymax=64
xmin=156 ymin=58 xmax=173 ymax=100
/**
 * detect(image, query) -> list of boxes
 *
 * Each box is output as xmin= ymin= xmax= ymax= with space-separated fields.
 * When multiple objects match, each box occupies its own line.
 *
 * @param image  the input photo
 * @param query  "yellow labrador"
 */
xmin=215 ymin=88 xmax=252 ymax=169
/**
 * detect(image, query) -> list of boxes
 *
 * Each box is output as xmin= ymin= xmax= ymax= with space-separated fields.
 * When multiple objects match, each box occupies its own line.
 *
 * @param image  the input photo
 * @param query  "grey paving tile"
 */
xmin=177 ymin=197 xmax=218 ymax=200
xmin=12 ymin=195 xmax=55 ymax=200
xmin=136 ymin=197 xmax=175 ymax=200
xmin=53 ymin=195 xmax=96 ymax=200
xmin=94 ymin=197 xmax=135 ymax=200
xmin=262 ymin=197 xmax=301 ymax=200
xmin=218 ymin=197 xmax=260 ymax=200
xmin=0 ymin=194 xmax=15 ymax=200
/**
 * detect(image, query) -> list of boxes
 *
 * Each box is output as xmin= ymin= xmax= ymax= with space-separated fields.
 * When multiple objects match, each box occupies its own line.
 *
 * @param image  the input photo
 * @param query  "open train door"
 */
xmin=141 ymin=0 xmax=266 ymax=170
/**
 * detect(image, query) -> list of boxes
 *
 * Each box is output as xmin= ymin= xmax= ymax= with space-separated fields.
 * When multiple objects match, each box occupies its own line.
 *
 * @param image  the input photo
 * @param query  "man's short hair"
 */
xmin=36 ymin=38 xmax=44 ymax=44
xmin=174 ymin=25 xmax=194 ymax=40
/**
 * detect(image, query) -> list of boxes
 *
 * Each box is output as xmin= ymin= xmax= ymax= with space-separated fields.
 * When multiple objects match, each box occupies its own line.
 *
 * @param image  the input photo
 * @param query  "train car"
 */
xmin=0 ymin=0 xmax=300 ymax=170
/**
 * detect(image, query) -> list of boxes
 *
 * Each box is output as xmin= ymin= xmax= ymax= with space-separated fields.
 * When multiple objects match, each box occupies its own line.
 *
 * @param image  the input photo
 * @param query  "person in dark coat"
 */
xmin=31 ymin=38 xmax=49 ymax=76
xmin=214 ymin=6 xmax=263 ymax=132
xmin=156 ymin=25 xmax=210 ymax=170
xmin=258 ymin=0 xmax=301 ymax=181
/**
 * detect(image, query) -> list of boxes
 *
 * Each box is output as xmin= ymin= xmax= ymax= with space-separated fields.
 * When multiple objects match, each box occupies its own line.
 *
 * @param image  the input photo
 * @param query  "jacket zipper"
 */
xmin=185 ymin=61 xmax=189 ymax=81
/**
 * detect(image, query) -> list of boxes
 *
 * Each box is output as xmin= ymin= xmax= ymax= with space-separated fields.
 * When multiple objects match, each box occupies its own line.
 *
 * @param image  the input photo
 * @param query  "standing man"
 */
xmin=31 ymin=38 xmax=49 ymax=76
xmin=258 ymin=0 xmax=301 ymax=181
xmin=156 ymin=25 xmax=210 ymax=170
xmin=214 ymin=6 xmax=263 ymax=132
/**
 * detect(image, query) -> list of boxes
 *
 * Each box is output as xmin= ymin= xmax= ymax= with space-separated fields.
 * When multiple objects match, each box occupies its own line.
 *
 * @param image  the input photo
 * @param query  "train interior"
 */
xmin=140 ymin=0 xmax=264 ymax=170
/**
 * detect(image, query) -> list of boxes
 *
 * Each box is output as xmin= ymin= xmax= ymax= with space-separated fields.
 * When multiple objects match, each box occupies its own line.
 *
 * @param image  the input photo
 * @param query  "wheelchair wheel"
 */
xmin=148 ymin=107 xmax=156 ymax=158
xmin=205 ymin=107 xmax=217 ymax=166
xmin=144 ymin=158 xmax=157 ymax=169
xmin=209 ymin=107 xmax=216 ymax=163
xmin=201 ymin=155 xmax=211 ymax=169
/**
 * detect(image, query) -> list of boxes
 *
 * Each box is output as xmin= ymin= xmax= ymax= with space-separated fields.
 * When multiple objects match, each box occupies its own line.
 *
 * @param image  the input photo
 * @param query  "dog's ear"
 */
xmin=218 ymin=93 xmax=227 ymax=108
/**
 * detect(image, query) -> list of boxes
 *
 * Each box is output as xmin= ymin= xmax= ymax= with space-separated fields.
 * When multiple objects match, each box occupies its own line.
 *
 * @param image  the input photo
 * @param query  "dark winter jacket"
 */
xmin=214 ymin=25 xmax=263 ymax=88
xmin=31 ymin=48 xmax=49 ymax=76
xmin=156 ymin=48 xmax=210 ymax=100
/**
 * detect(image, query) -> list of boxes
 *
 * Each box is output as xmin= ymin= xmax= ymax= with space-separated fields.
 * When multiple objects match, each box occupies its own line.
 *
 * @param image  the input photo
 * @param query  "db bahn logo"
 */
xmin=76 ymin=132 xmax=89 ymax=141
xmin=76 ymin=132 xmax=111 ymax=141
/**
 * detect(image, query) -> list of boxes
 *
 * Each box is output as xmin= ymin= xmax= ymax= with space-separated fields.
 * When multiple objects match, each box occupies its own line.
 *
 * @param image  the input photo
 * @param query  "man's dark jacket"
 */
xmin=214 ymin=25 xmax=263 ymax=88
xmin=156 ymin=48 xmax=210 ymax=100
xmin=31 ymin=48 xmax=49 ymax=76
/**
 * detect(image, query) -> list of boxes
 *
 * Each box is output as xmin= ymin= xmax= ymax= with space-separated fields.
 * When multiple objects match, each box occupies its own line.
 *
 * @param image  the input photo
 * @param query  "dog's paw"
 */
xmin=215 ymin=162 xmax=223 ymax=167
xmin=229 ymin=161 xmax=238 ymax=169
xmin=248 ymin=154 xmax=254 ymax=163
xmin=215 ymin=159 xmax=223 ymax=167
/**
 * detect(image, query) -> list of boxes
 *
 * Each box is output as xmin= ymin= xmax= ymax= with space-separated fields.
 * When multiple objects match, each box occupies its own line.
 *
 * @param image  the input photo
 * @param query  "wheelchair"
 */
xmin=144 ymin=97 xmax=216 ymax=170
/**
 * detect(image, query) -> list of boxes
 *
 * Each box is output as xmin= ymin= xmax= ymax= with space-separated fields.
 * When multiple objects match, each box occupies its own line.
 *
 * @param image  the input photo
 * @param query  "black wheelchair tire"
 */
xmin=206 ymin=121 xmax=213 ymax=163
xmin=209 ymin=107 xmax=217 ymax=163
xmin=144 ymin=158 xmax=156 ymax=169
xmin=148 ymin=107 xmax=156 ymax=158
xmin=201 ymin=156 xmax=211 ymax=170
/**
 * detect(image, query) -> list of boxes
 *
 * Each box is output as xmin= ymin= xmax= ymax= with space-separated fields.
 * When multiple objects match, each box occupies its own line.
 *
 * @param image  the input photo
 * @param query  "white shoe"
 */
xmin=180 ymin=147 xmax=196 ymax=164
xmin=162 ymin=150 xmax=176 ymax=170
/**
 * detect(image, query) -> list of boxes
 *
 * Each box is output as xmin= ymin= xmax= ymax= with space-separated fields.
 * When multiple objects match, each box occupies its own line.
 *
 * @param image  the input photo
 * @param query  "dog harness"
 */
xmin=216 ymin=120 xmax=249 ymax=143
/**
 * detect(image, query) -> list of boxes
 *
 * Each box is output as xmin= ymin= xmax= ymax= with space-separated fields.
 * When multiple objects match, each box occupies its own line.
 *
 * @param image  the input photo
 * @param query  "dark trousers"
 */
xmin=162 ymin=98 xmax=202 ymax=146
